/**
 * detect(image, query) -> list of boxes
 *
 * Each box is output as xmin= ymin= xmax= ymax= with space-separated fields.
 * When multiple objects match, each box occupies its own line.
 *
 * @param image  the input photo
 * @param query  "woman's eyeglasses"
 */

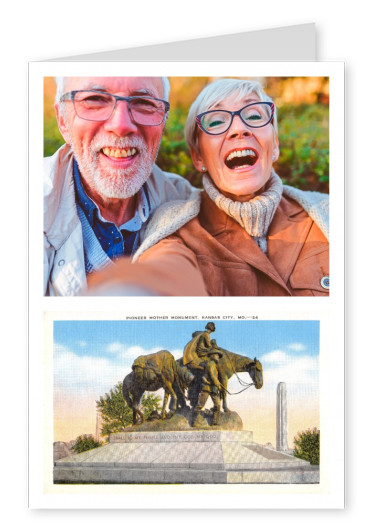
xmin=196 ymin=102 xmax=274 ymax=135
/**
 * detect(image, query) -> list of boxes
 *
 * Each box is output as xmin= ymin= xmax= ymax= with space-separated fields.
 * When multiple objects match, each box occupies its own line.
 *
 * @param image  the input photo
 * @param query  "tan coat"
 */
xmin=87 ymin=191 xmax=329 ymax=296
xmin=137 ymin=192 xmax=329 ymax=296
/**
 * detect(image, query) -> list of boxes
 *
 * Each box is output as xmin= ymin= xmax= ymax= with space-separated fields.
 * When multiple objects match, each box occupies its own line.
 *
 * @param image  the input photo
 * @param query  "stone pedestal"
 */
xmin=54 ymin=430 xmax=319 ymax=484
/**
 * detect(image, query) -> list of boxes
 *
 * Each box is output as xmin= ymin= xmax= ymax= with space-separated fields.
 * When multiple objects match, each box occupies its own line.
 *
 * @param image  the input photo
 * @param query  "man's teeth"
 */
xmin=102 ymin=147 xmax=137 ymax=158
xmin=226 ymin=149 xmax=256 ymax=161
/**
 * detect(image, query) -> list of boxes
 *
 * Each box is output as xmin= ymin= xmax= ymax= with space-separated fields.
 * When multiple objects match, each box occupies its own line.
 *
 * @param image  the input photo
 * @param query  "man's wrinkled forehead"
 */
xmin=63 ymin=76 xmax=164 ymax=98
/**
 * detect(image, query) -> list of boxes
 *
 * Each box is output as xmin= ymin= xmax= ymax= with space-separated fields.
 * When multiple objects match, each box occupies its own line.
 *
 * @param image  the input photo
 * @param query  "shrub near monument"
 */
xmin=293 ymin=427 xmax=320 ymax=465
xmin=72 ymin=435 xmax=103 ymax=454
xmin=96 ymin=382 xmax=162 ymax=438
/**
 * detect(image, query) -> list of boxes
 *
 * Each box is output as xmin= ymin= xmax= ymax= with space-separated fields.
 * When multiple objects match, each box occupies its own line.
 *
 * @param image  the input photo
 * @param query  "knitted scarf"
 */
xmin=202 ymin=170 xmax=283 ymax=253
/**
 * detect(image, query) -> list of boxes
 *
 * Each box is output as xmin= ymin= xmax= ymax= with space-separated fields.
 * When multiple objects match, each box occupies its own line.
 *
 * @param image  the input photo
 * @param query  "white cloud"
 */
xmin=264 ymin=357 xmax=318 ymax=386
xmin=287 ymin=342 xmax=306 ymax=352
xmin=54 ymin=344 xmax=123 ymax=397
xmin=170 ymin=348 xmax=184 ymax=360
xmin=262 ymin=348 xmax=317 ymax=379
xmin=224 ymin=348 xmax=319 ymax=419
xmin=247 ymin=348 xmax=320 ymax=402
xmin=261 ymin=349 xmax=289 ymax=364
xmin=116 ymin=344 xmax=162 ymax=363
xmin=106 ymin=342 xmax=124 ymax=353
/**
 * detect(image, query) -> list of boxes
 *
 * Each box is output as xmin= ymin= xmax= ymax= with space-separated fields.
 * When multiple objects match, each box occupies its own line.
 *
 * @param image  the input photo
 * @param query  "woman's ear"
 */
xmin=55 ymin=103 xmax=72 ymax=145
xmin=272 ymin=135 xmax=280 ymax=162
xmin=190 ymin=146 xmax=206 ymax=172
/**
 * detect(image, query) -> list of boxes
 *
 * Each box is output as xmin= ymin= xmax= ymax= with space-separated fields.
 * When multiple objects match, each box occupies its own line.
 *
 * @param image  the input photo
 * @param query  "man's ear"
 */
xmin=55 ymin=103 xmax=71 ymax=145
xmin=190 ymin=146 xmax=205 ymax=172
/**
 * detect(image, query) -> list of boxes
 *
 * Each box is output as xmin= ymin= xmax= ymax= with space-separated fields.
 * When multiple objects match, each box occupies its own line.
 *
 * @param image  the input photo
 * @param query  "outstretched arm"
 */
xmin=86 ymin=237 xmax=208 ymax=296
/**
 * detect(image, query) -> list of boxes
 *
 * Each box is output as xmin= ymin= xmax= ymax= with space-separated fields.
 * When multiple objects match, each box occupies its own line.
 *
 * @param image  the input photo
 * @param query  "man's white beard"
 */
xmin=70 ymin=133 xmax=159 ymax=199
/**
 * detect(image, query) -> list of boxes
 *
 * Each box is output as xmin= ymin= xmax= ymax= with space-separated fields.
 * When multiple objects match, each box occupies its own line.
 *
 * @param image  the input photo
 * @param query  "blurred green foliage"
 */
xmin=275 ymin=104 xmax=329 ymax=193
xmin=293 ymin=427 xmax=320 ymax=465
xmin=44 ymin=113 xmax=64 ymax=157
xmin=44 ymin=102 xmax=329 ymax=194
xmin=157 ymin=107 xmax=199 ymax=186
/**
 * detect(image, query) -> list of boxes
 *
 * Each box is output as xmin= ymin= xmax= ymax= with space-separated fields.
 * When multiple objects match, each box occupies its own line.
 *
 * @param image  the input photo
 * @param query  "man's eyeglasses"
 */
xmin=195 ymin=102 xmax=275 ymax=135
xmin=60 ymin=90 xmax=170 ymax=126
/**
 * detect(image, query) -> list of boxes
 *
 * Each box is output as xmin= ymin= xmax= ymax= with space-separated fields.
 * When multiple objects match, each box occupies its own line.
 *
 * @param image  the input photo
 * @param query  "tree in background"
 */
xmin=293 ymin=427 xmax=320 ymax=465
xmin=96 ymin=381 xmax=162 ymax=437
xmin=71 ymin=435 xmax=102 ymax=454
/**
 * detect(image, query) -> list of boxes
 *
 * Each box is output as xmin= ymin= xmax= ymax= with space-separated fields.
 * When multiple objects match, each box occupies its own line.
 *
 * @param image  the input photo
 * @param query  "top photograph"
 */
xmin=44 ymin=75 xmax=329 ymax=297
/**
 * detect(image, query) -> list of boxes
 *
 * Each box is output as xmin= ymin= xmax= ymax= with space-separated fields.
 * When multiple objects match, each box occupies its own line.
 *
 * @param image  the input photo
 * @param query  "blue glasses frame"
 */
xmin=195 ymin=101 xmax=275 ymax=135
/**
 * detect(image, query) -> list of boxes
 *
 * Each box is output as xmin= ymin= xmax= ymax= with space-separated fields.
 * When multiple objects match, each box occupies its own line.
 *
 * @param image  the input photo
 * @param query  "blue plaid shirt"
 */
xmin=73 ymin=160 xmax=150 ymax=259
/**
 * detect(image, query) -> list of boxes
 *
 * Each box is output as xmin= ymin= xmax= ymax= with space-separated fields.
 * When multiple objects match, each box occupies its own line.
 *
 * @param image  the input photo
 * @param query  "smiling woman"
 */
xmin=88 ymin=78 xmax=329 ymax=297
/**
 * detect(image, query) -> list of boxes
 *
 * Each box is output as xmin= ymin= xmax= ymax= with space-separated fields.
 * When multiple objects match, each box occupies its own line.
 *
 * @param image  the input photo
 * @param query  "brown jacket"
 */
xmin=137 ymin=192 xmax=329 ymax=296
xmin=87 ymin=191 xmax=329 ymax=296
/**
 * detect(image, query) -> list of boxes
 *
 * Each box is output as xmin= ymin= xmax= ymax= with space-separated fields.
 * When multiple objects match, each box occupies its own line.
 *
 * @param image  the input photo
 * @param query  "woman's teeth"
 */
xmin=225 ymin=149 xmax=258 ymax=169
xmin=102 ymin=147 xmax=137 ymax=158
xmin=226 ymin=149 xmax=257 ymax=161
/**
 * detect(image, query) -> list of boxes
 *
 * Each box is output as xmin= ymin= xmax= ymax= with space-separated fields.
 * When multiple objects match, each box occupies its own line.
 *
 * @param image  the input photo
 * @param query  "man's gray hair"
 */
xmin=54 ymin=76 xmax=170 ymax=104
xmin=185 ymin=78 xmax=278 ymax=154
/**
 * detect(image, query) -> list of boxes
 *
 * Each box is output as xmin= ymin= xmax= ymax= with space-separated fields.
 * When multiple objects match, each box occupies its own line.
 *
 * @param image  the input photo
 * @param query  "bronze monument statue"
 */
xmin=122 ymin=322 xmax=263 ymax=427
xmin=182 ymin=322 xmax=221 ymax=370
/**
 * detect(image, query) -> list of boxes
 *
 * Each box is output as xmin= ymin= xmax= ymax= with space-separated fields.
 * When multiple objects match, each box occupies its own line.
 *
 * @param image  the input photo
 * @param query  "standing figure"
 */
xmin=191 ymin=351 xmax=224 ymax=427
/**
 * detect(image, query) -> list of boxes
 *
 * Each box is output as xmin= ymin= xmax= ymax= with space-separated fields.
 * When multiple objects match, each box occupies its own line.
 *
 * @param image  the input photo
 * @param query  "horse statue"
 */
xmin=184 ymin=350 xmax=263 ymax=412
xmin=122 ymin=348 xmax=263 ymax=425
xmin=122 ymin=350 xmax=192 ymax=425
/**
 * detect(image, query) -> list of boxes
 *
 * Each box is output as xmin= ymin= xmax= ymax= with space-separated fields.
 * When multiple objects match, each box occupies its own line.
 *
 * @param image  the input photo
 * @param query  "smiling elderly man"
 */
xmin=44 ymin=76 xmax=197 ymax=296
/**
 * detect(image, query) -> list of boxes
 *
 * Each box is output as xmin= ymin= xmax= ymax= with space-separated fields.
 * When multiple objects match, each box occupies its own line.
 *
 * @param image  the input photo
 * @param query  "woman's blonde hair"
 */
xmin=185 ymin=78 xmax=278 ymax=154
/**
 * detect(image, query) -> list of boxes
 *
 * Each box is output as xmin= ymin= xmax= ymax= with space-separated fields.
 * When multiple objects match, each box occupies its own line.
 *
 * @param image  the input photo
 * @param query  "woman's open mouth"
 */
xmin=225 ymin=148 xmax=258 ymax=170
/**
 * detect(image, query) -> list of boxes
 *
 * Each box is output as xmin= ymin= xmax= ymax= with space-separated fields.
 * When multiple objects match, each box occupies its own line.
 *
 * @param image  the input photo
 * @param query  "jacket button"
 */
xmin=58 ymin=259 xmax=65 ymax=266
xmin=114 ymin=237 xmax=122 ymax=244
xmin=320 ymin=276 xmax=329 ymax=289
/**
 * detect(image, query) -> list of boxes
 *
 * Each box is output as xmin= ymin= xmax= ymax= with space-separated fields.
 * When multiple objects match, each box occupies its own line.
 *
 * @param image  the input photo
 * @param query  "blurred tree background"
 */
xmin=44 ymin=76 xmax=329 ymax=193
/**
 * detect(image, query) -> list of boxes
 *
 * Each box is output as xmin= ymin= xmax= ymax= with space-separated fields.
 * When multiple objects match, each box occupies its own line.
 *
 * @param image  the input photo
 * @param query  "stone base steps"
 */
xmin=54 ymin=431 xmax=319 ymax=484
xmin=54 ymin=465 xmax=319 ymax=484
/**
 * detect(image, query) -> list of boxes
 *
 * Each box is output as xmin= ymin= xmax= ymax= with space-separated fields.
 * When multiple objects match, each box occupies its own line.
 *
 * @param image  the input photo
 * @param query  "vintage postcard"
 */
xmin=35 ymin=308 xmax=342 ymax=509
xmin=28 ymin=62 xmax=344 ymax=508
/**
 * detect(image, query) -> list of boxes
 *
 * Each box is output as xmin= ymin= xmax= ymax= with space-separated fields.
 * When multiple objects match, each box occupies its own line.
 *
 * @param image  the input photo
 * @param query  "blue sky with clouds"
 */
xmin=53 ymin=319 xmax=320 ymax=444
xmin=54 ymin=319 xmax=319 ymax=361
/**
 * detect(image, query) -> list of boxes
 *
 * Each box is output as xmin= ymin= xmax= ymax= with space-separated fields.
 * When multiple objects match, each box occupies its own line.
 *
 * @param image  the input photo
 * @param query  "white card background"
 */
xmin=29 ymin=60 xmax=344 ymax=510
xmin=4 ymin=0 xmax=374 ymax=526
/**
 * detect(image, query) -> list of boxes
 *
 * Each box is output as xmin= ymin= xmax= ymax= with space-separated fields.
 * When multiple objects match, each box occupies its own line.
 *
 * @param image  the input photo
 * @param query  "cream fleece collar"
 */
xmin=202 ymin=171 xmax=283 ymax=253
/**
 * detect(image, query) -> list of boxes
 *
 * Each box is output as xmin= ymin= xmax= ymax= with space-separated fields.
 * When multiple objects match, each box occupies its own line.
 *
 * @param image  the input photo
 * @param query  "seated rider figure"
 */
xmin=183 ymin=322 xmax=218 ymax=371
xmin=191 ymin=351 xmax=223 ymax=427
